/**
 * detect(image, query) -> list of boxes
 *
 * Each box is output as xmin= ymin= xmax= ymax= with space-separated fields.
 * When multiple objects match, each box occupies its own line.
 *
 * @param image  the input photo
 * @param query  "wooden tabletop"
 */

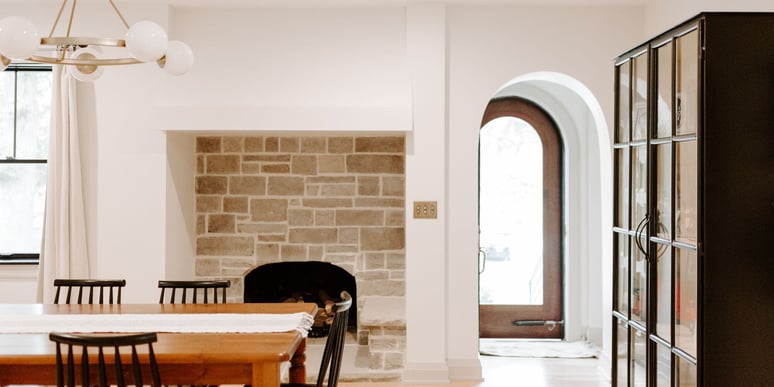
xmin=0 ymin=303 xmax=318 ymax=387
xmin=0 ymin=302 xmax=317 ymax=316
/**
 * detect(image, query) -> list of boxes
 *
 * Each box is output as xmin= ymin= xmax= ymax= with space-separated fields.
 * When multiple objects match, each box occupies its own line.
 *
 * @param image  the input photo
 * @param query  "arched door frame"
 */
xmin=488 ymin=72 xmax=613 ymax=348
xmin=478 ymin=97 xmax=564 ymax=338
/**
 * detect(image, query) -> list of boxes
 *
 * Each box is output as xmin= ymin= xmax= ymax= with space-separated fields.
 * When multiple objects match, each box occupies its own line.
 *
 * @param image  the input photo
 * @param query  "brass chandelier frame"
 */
xmin=29 ymin=0 xmax=144 ymax=66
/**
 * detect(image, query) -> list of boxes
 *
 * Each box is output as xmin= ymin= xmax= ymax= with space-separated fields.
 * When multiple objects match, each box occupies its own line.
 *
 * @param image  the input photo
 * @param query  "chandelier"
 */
xmin=0 ymin=0 xmax=194 ymax=81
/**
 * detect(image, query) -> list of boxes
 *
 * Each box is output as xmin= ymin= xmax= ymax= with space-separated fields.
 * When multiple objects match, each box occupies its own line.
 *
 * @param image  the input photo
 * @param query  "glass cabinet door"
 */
xmin=614 ymin=21 xmax=704 ymax=387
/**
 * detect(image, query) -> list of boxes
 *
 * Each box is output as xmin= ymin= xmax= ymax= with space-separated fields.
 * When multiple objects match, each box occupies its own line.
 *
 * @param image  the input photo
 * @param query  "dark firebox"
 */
xmin=243 ymin=261 xmax=357 ymax=337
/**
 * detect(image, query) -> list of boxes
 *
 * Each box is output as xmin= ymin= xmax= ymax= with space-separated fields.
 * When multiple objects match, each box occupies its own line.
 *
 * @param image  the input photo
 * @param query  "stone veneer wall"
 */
xmin=194 ymin=135 xmax=406 ymax=376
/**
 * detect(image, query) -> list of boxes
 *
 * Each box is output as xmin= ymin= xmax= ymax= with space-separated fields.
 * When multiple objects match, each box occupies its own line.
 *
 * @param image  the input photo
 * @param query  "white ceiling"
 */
xmin=13 ymin=0 xmax=645 ymax=8
xmin=164 ymin=0 xmax=646 ymax=7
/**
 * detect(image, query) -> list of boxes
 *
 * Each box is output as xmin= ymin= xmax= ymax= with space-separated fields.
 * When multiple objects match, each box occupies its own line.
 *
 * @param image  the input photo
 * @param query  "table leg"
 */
xmin=252 ymin=362 xmax=280 ymax=387
xmin=288 ymin=338 xmax=307 ymax=384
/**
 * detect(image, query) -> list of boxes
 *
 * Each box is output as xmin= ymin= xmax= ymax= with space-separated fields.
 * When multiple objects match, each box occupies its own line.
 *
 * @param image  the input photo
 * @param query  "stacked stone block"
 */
xmin=194 ymin=135 xmax=406 ymax=375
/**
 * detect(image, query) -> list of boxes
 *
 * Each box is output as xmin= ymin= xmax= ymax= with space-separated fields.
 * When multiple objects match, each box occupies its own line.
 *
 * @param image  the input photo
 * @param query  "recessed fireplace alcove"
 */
xmin=244 ymin=261 xmax=357 ymax=336
xmin=189 ymin=134 xmax=407 ymax=379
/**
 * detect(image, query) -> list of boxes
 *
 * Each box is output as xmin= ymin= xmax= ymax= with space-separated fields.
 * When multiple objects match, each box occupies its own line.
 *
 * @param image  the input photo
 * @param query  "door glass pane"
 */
xmin=631 ymin=328 xmax=646 ymax=387
xmin=631 ymin=236 xmax=647 ymax=324
xmin=676 ymin=356 xmax=697 ymax=387
xmin=632 ymin=53 xmax=649 ymax=141
xmin=615 ymin=232 xmax=629 ymax=314
xmin=655 ymin=243 xmax=672 ymax=339
xmin=615 ymin=148 xmax=630 ymax=229
xmin=616 ymin=319 xmax=629 ymax=387
xmin=676 ymin=30 xmax=698 ymax=136
xmin=479 ymin=116 xmax=543 ymax=305
xmin=617 ymin=62 xmax=631 ymax=143
xmin=656 ymin=342 xmax=672 ymax=386
xmin=656 ymin=42 xmax=673 ymax=138
xmin=675 ymin=140 xmax=697 ymax=244
xmin=631 ymin=145 xmax=647 ymax=229
xmin=676 ymin=248 xmax=697 ymax=356
xmin=654 ymin=143 xmax=672 ymax=239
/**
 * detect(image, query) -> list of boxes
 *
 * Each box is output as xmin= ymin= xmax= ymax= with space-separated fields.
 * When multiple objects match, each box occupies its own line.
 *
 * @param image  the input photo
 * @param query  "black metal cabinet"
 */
xmin=612 ymin=12 xmax=774 ymax=387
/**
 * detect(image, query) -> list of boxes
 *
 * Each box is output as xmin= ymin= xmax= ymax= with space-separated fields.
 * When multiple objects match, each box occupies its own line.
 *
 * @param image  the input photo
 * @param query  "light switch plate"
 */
xmin=413 ymin=201 xmax=437 ymax=219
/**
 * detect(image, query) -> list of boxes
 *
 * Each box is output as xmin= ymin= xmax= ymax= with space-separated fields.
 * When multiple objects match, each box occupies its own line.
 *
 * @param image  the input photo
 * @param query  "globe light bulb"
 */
xmin=125 ymin=21 xmax=168 ymax=62
xmin=0 ymin=16 xmax=40 ymax=60
xmin=67 ymin=47 xmax=104 ymax=82
xmin=160 ymin=40 xmax=193 ymax=76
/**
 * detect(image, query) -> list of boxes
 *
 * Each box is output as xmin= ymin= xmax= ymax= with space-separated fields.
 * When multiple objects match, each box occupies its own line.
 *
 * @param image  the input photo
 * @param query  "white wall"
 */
xmin=4 ymin=0 xmax=774 ymax=381
xmin=643 ymin=0 xmax=774 ymax=37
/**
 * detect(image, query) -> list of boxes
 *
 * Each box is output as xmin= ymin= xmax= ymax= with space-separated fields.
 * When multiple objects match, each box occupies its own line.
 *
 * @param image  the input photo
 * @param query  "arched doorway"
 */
xmin=478 ymin=97 xmax=563 ymax=339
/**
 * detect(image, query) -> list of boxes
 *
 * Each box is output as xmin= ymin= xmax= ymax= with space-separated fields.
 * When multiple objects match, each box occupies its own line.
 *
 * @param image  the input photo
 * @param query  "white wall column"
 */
xmin=403 ymin=3 xmax=451 ymax=383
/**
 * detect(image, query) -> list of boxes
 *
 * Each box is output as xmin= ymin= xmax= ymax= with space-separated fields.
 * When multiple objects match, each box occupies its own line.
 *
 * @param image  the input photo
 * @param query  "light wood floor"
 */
xmin=339 ymin=355 xmax=610 ymax=386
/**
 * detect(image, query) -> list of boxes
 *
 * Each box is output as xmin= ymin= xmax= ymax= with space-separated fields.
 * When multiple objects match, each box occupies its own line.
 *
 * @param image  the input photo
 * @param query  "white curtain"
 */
xmin=37 ymin=65 xmax=90 ymax=303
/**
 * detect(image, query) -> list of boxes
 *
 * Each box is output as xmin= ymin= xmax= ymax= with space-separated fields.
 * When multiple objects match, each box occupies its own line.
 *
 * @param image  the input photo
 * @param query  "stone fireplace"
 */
xmin=193 ymin=135 xmax=406 ymax=380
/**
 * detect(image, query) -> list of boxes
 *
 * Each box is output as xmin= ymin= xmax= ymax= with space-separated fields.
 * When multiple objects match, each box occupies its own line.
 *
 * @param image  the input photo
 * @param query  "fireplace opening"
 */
xmin=243 ymin=261 xmax=357 ymax=337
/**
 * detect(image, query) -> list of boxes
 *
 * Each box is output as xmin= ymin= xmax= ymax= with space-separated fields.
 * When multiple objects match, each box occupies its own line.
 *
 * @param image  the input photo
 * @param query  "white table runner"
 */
xmin=1 ymin=312 xmax=314 ymax=336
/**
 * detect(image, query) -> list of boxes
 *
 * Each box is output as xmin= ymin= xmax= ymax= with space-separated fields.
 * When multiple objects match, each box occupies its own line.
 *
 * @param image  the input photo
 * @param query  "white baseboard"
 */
xmin=597 ymin=348 xmax=612 ymax=383
xmin=402 ymin=362 xmax=451 ymax=384
xmin=447 ymin=358 xmax=483 ymax=380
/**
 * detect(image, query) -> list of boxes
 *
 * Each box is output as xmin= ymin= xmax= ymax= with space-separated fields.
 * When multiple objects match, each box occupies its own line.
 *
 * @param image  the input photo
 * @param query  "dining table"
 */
xmin=0 ymin=302 xmax=318 ymax=387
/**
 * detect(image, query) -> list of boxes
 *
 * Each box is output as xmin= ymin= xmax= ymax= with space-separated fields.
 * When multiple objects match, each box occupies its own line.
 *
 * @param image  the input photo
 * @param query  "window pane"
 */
xmin=676 ymin=356 xmax=697 ymax=387
xmin=16 ymin=71 xmax=52 ymax=159
xmin=676 ymin=30 xmax=699 ymax=136
xmin=615 ymin=148 xmax=629 ymax=229
xmin=615 ymin=318 xmax=629 ymax=387
xmin=631 ymin=145 xmax=647 ymax=228
xmin=632 ymin=53 xmax=649 ymax=141
xmin=654 ymin=143 xmax=672 ymax=239
xmin=631 ymin=235 xmax=647 ymax=324
xmin=676 ymin=248 xmax=697 ymax=356
xmin=631 ymin=327 xmax=646 ymax=387
xmin=676 ymin=140 xmax=697 ymax=244
xmin=0 ymin=163 xmax=47 ymax=254
xmin=656 ymin=42 xmax=673 ymax=138
xmin=615 ymin=232 xmax=629 ymax=314
xmin=0 ymin=72 xmax=13 ymax=158
xmin=655 ymin=343 xmax=672 ymax=386
xmin=616 ymin=62 xmax=631 ymax=143
xmin=655 ymin=243 xmax=672 ymax=339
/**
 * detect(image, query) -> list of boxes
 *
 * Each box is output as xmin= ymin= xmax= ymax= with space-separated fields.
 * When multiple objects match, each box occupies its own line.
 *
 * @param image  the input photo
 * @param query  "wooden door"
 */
xmin=478 ymin=97 xmax=563 ymax=339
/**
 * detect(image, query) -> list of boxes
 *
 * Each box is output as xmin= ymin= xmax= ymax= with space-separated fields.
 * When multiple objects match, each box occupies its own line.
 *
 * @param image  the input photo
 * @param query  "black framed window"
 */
xmin=0 ymin=64 xmax=52 ymax=263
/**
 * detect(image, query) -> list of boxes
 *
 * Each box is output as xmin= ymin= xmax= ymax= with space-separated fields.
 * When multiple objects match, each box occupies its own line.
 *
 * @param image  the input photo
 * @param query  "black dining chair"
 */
xmin=157 ymin=280 xmax=231 ymax=304
xmin=49 ymin=331 xmax=161 ymax=387
xmin=53 ymin=279 xmax=127 ymax=304
xmin=284 ymin=290 xmax=352 ymax=387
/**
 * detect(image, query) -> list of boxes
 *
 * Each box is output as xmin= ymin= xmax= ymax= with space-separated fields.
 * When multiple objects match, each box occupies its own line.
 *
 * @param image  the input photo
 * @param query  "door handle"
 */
xmin=512 ymin=320 xmax=565 ymax=331
xmin=478 ymin=247 xmax=486 ymax=274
